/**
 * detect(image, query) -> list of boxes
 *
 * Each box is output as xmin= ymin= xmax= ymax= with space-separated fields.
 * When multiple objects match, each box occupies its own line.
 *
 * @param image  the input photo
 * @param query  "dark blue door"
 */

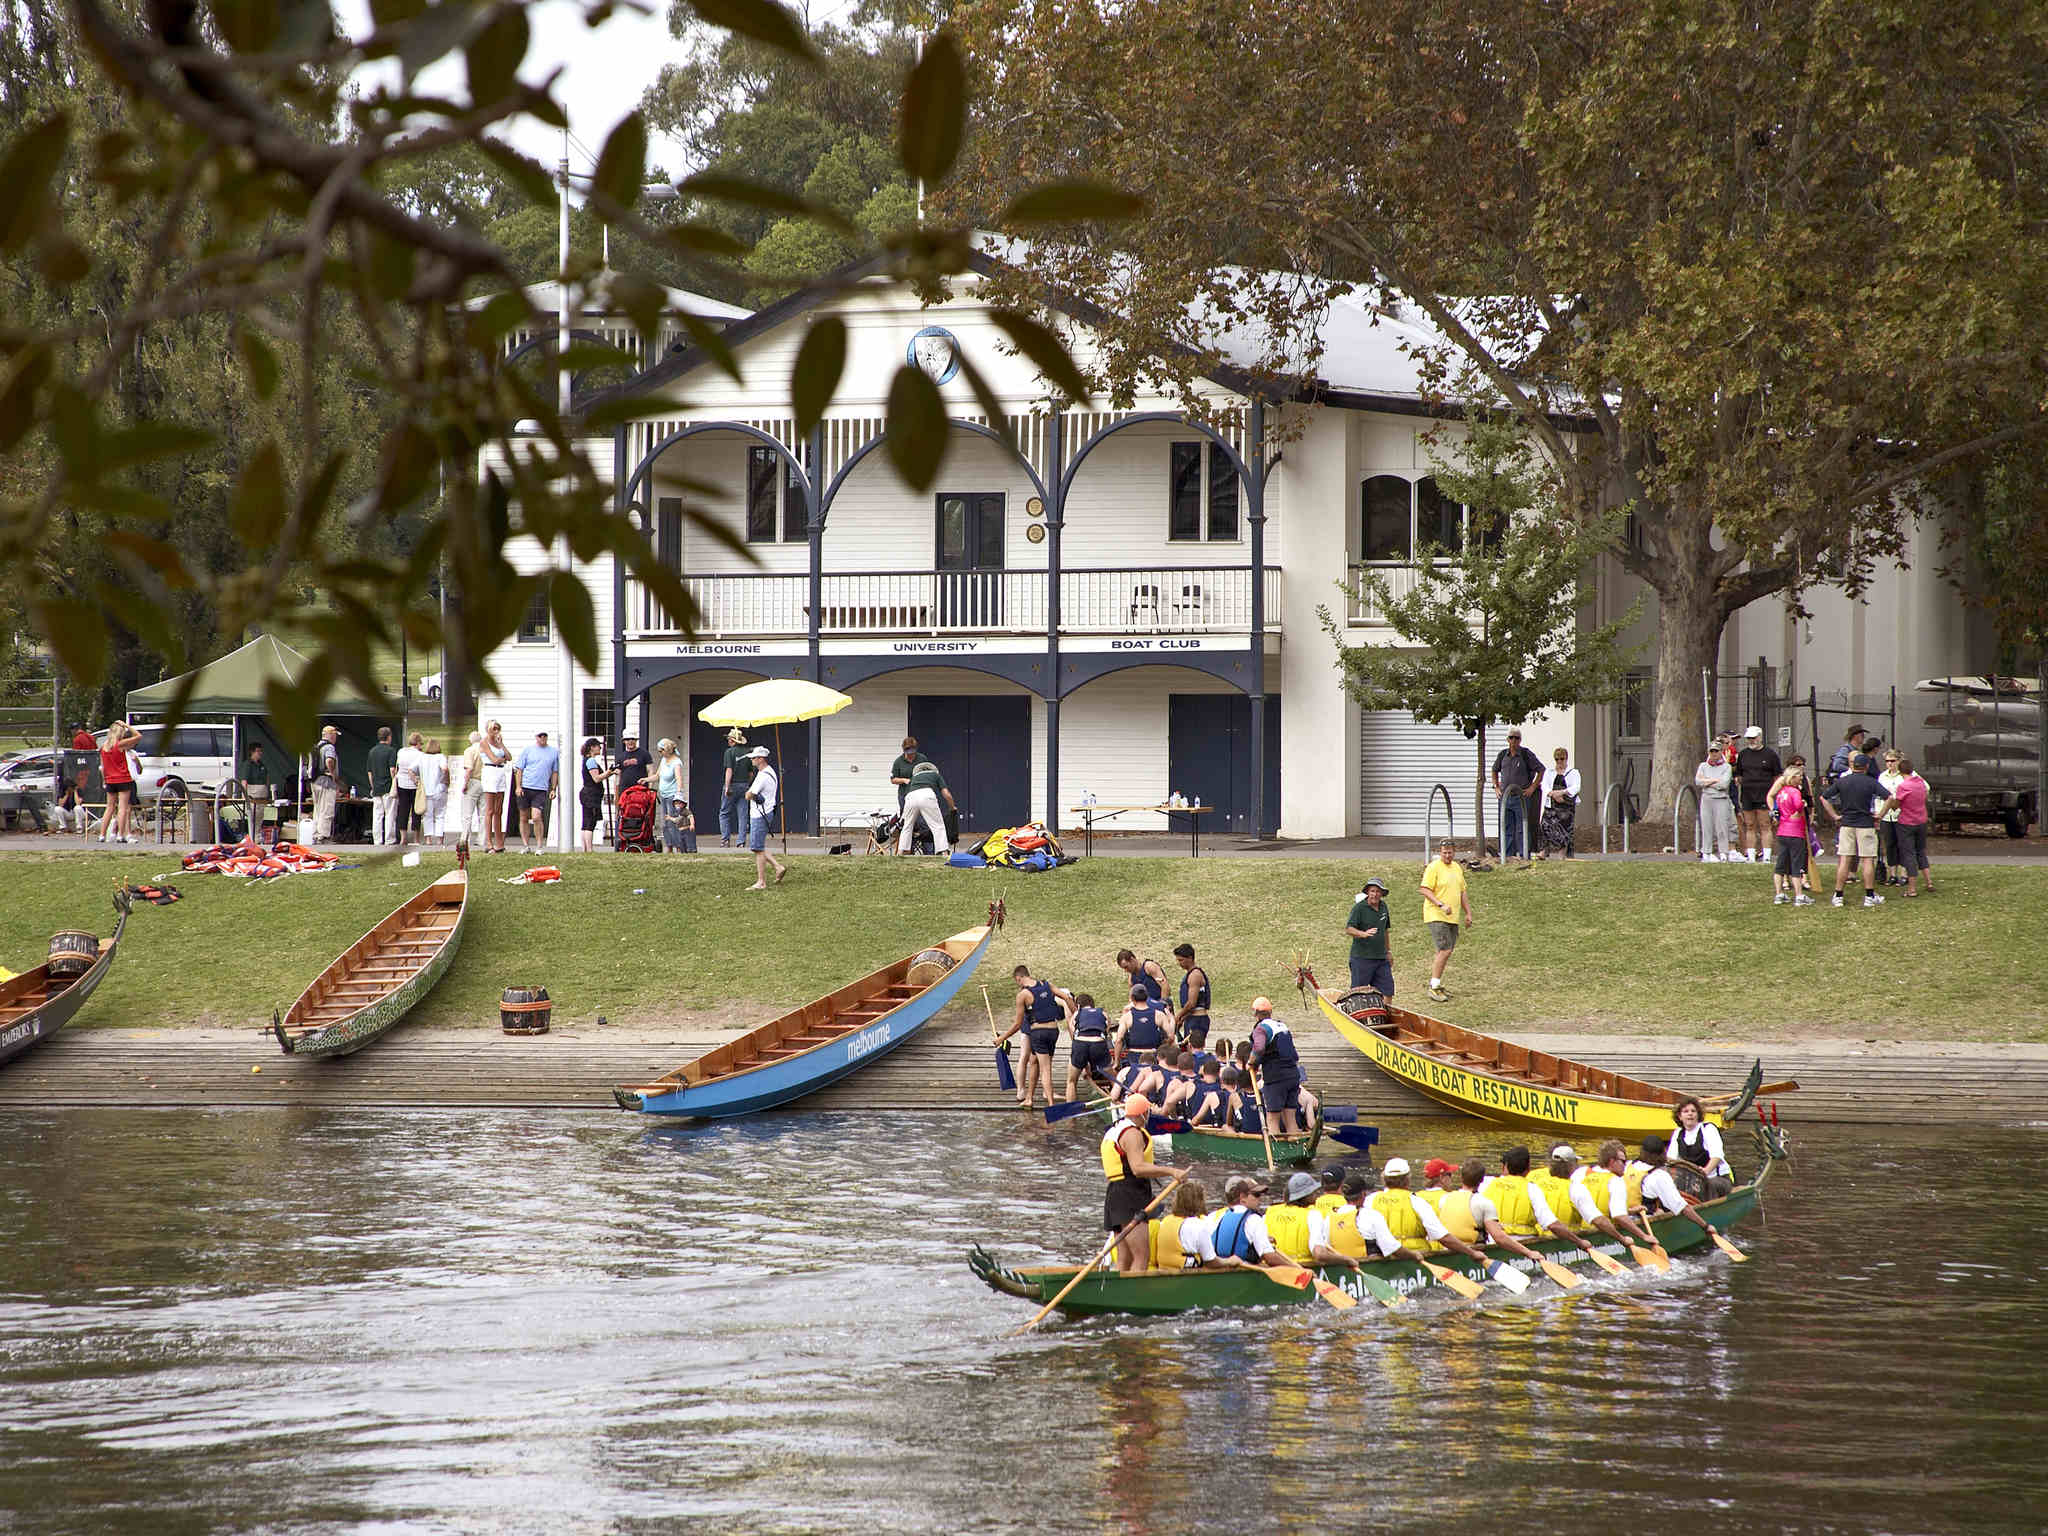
xmin=1168 ymin=694 xmax=1281 ymax=835
xmin=690 ymin=693 xmax=810 ymax=835
xmin=908 ymin=694 xmax=1031 ymax=832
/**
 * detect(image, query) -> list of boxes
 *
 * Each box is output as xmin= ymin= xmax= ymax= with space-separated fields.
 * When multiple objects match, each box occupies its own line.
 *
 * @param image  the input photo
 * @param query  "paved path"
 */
xmin=3 ymin=1022 xmax=2040 ymax=1124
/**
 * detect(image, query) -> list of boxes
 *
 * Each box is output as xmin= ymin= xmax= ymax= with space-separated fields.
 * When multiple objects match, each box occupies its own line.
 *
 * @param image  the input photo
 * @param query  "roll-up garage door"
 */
xmin=1357 ymin=710 xmax=1492 ymax=836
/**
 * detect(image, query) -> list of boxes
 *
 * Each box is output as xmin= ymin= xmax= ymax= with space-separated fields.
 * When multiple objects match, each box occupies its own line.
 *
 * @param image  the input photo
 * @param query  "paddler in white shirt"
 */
xmin=1438 ymin=1157 xmax=1551 ymax=1266
xmin=1575 ymin=1140 xmax=1662 ymax=1250
xmin=1363 ymin=1158 xmax=1491 ymax=1266
xmin=1635 ymin=1135 xmax=1721 ymax=1240
xmin=1481 ymin=1144 xmax=1596 ymax=1259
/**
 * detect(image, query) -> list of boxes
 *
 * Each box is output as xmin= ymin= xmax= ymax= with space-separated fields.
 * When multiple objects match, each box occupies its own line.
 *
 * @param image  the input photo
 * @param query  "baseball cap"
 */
xmin=1285 ymin=1172 xmax=1320 ymax=1201
xmin=1549 ymin=1143 xmax=1579 ymax=1164
xmin=1223 ymin=1174 xmax=1268 ymax=1199
xmin=1251 ymin=996 xmax=1273 ymax=1013
xmin=1319 ymin=1165 xmax=1345 ymax=1186
xmin=1124 ymin=1093 xmax=1153 ymax=1118
xmin=622 ymin=730 xmax=638 ymax=739
xmin=1381 ymin=1156 xmax=1411 ymax=1178
xmin=1745 ymin=724 xmax=1763 ymax=738
xmin=1422 ymin=1158 xmax=1456 ymax=1179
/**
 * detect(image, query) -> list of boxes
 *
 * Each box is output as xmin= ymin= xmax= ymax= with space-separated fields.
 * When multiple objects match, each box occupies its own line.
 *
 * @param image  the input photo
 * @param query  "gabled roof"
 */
xmin=471 ymin=278 xmax=748 ymax=323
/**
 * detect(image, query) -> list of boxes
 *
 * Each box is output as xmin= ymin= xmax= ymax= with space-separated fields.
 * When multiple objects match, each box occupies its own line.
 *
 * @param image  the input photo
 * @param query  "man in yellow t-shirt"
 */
xmin=1419 ymin=840 xmax=1474 ymax=1003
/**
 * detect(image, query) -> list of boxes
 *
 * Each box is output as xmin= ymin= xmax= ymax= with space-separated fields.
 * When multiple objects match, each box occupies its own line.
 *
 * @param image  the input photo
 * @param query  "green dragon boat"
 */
xmin=1163 ymin=1112 xmax=1324 ymax=1168
xmin=971 ymin=1127 xmax=1786 ymax=1319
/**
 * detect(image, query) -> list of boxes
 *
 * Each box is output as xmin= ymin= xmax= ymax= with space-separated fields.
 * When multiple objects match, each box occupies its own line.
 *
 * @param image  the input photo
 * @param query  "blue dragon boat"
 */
xmin=613 ymin=913 xmax=999 ymax=1118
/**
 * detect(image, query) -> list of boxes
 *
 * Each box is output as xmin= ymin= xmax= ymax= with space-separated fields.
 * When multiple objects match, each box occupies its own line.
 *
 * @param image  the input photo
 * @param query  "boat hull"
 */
xmin=277 ymin=870 xmax=468 ymax=1058
xmin=619 ymin=925 xmax=996 ymax=1118
xmin=1313 ymin=989 xmax=1731 ymax=1137
xmin=1168 ymin=1117 xmax=1324 ymax=1167
xmin=974 ymin=1179 xmax=1764 ymax=1317
xmin=0 ymin=895 xmax=128 ymax=1069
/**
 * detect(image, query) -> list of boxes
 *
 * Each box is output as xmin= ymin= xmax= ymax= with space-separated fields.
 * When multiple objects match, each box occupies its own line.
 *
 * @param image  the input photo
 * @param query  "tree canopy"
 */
xmin=947 ymin=0 xmax=2048 ymax=810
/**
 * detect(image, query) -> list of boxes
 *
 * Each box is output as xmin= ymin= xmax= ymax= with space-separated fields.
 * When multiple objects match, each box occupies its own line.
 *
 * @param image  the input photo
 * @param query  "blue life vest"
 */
xmin=1126 ymin=1003 xmax=1167 ymax=1051
xmin=1180 ymin=968 xmax=1210 ymax=1015
xmin=1213 ymin=1207 xmax=1258 ymax=1262
xmin=1134 ymin=962 xmax=1165 ymax=1003
xmin=1187 ymin=1081 xmax=1222 ymax=1123
xmin=1256 ymin=1019 xmax=1300 ymax=1072
xmin=1192 ymin=1050 xmax=1219 ymax=1075
xmin=1073 ymin=1005 xmax=1108 ymax=1039
xmin=1027 ymin=979 xmax=1062 ymax=1024
xmin=1116 ymin=1061 xmax=1146 ymax=1097
xmin=1233 ymin=1094 xmax=1264 ymax=1134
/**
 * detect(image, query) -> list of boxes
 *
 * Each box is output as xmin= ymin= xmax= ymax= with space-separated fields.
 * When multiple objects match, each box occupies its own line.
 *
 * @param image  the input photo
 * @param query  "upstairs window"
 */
xmin=1168 ymin=441 xmax=1241 ymax=542
xmin=517 ymin=583 xmax=551 ymax=643
xmin=656 ymin=497 xmax=683 ymax=572
xmin=1360 ymin=475 xmax=1412 ymax=562
xmin=1418 ymin=476 xmax=1462 ymax=553
xmin=745 ymin=444 xmax=808 ymax=544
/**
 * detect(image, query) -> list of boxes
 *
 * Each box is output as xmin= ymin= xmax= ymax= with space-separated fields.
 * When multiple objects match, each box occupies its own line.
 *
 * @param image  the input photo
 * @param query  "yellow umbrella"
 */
xmin=698 ymin=680 xmax=853 ymax=852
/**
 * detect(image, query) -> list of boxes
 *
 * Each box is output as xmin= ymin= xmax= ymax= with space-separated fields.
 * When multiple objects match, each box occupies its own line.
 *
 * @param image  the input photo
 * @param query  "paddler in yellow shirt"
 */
xmin=1483 ymin=1145 xmax=1596 ymax=1258
xmin=1438 ymin=1158 xmax=1550 ymax=1266
xmin=1366 ymin=1158 xmax=1492 ymax=1265
xmin=1265 ymin=1172 xmax=1360 ymax=1272
xmin=1559 ymin=1142 xmax=1660 ymax=1250
xmin=1327 ymin=1171 xmax=1421 ymax=1263
xmin=1313 ymin=1166 xmax=1348 ymax=1215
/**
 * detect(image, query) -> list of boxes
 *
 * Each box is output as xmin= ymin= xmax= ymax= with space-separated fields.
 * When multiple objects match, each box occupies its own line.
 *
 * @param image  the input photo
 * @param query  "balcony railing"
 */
xmin=1343 ymin=561 xmax=1430 ymax=625
xmin=624 ymin=566 xmax=1282 ymax=639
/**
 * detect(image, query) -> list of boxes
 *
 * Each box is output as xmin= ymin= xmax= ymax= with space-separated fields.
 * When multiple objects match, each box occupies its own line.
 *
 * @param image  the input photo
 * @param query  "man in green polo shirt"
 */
xmin=897 ymin=756 xmax=956 ymax=854
xmin=1344 ymin=876 xmax=1394 ymax=996
xmin=366 ymin=726 xmax=398 ymax=846
xmin=889 ymin=736 xmax=921 ymax=808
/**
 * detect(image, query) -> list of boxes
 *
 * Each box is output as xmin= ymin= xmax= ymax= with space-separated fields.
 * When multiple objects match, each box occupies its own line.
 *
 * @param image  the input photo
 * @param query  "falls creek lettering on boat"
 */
xmin=845 ymin=1023 xmax=892 ymax=1061
xmin=1370 ymin=1037 xmax=1582 ymax=1123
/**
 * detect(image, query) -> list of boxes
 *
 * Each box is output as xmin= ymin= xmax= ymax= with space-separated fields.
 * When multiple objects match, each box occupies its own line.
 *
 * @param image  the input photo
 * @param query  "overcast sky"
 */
xmin=338 ymin=0 xmax=860 ymax=180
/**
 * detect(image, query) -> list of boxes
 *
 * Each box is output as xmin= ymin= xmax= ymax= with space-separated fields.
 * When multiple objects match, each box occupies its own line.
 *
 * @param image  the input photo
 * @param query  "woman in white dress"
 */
xmin=478 ymin=720 xmax=512 ymax=854
xmin=420 ymin=738 xmax=450 ymax=845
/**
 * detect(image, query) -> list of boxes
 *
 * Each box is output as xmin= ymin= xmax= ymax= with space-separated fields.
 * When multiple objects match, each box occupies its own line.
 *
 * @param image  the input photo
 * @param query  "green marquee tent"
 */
xmin=125 ymin=634 xmax=387 ymax=718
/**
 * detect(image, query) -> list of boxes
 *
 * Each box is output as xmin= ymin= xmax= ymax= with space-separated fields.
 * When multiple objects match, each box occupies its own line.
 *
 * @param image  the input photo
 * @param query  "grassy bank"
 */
xmin=0 ymin=851 xmax=2042 ymax=1040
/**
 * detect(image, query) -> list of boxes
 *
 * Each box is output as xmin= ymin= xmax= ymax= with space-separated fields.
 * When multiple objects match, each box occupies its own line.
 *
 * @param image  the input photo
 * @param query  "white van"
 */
xmin=123 ymin=722 xmax=237 ymax=802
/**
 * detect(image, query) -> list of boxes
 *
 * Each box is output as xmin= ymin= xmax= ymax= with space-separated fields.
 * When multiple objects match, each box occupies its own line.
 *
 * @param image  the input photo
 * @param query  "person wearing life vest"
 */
xmin=1368 ymin=1158 xmax=1491 ymax=1265
xmin=1116 ymin=983 xmax=1171 ymax=1063
xmin=1246 ymin=997 xmax=1307 ymax=1138
xmin=1210 ymin=1175 xmax=1284 ymax=1268
xmin=1313 ymin=1166 xmax=1348 ymax=1215
xmin=1328 ymin=1171 xmax=1423 ymax=1264
xmin=1185 ymin=1058 xmax=1228 ymax=1126
xmin=1438 ymin=1158 xmax=1549 ymax=1266
xmin=1481 ymin=1145 xmax=1592 ymax=1257
xmin=1219 ymin=1064 xmax=1263 ymax=1135
xmin=1170 ymin=943 xmax=1212 ymax=1049
xmin=1265 ymin=1172 xmax=1359 ymax=1271
xmin=998 ymin=964 xmax=1075 ymax=1111
xmin=1524 ymin=1145 xmax=1601 ymax=1258
xmin=1112 ymin=1049 xmax=1167 ymax=1108
xmin=1667 ymin=1096 xmax=1735 ymax=1197
xmin=1577 ymin=1140 xmax=1661 ymax=1250
xmin=1419 ymin=1158 xmax=1461 ymax=1209
xmin=1157 ymin=1049 xmax=1202 ymax=1119
xmin=1064 ymin=992 xmax=1114 ymax=1102
xmin=1101 ymin=1094 xmax=1181 ymax=1275
xmin=1635 ymin=1135 xmax=1719 ymax=1240
xmin=1150 ymin=1179 xmax=1239 ymax=1272
xmin=1115 ymin=948 xmax=1169 ymax=1008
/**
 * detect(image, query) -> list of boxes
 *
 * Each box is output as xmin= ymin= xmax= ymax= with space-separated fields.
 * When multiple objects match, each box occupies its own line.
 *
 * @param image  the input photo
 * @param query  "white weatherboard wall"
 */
xmin=817 ymin=668 xmax=1043 ymax=826
xmin=1356 ymin=707 xmax=1574 ymax=838
xmin=1059 ymin=666 xmax=1242 ymax=831
xmin=1272 ymin=406 xmax=1356 ymax=838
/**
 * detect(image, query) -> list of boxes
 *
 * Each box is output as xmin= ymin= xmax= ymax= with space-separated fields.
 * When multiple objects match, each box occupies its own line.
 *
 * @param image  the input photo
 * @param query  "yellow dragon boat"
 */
xmin=1302 ymin=969 xmax=1781 ymax=1137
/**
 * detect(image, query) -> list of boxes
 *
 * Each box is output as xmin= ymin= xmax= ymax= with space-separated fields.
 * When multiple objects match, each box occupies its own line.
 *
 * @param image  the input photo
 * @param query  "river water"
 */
xmin=0 ymin=1109 xmax=2040 ymax=1535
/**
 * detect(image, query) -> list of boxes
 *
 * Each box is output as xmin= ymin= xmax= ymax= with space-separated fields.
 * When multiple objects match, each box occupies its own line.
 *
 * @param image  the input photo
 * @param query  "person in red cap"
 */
xmin=1100 ymin=1093 xmax=1179 ymax=1275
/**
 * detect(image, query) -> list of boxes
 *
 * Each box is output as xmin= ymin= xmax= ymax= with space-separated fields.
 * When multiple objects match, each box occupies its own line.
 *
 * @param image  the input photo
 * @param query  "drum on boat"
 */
xmin=500 ymin=985 xmax=551 ymax=1035
xmin=906 ymin=948 xmax=957 ymax=989
xmin=1334 ymin=986 xmax=1389 ymax=1025
xmin=47 ymin=931 xmax=99 ymax=979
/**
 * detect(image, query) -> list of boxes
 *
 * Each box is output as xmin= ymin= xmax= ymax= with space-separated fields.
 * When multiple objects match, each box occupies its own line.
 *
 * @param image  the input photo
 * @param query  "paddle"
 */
xmin=1585 ymin=1246 xmax=1630 ymax=1277
xmin=1268 ymin=1258 xmax=1371 ymax=1310
xmin=1481 ymin=1258 xmax=1532 ymax=1294
xmin=1534 ymin=1254 xmax=1584 ymax=1289
xmin=1043 ymin=1095 xmax=1110 ymax=1125
xmin=1327 ymin=1124 xmax=1381 ymax=1153
xmin=1704 ymin=1078 xmax=1801 ymax=1103
xmin=1247 ymin=1065 xmax=1276 ymax=1172
xmin=1418 ymin=1257 xmax=1485 ymax=1300
xmin=982 ymin=986 xmax=1017 ymax=1096
xmin=1623 ymin=1238 xmax=1671 ymax=1273
xmin=1010 ymin=1172 xmax=1189 ymax=1336
xmin=1707 ymin=1228 xmax=1749 ymax=1262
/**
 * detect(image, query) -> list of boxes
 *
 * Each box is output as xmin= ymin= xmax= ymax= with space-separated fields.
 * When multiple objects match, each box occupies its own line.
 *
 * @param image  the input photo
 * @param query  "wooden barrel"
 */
xmin=905 ymin=948 xmax=956 ymax=989
xmin=500 ymin=985 xmax=551 ymax=1035
xmin=47 ymin=931 xmax=99 ymax=979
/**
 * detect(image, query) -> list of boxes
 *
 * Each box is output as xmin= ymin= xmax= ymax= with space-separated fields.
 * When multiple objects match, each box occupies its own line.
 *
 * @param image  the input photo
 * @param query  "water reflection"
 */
xmin=0 ymin=1109 xmax=2041 ymax=1534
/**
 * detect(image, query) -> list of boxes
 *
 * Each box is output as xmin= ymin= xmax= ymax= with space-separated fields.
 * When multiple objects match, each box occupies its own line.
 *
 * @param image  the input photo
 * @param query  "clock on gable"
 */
xmin=907 ymin=325 xmax=961 ymax=385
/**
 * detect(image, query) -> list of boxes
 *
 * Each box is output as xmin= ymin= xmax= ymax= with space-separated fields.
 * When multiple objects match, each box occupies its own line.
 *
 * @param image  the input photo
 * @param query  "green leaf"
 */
xmin=990 ymin=308 xmax=1094 ymax=405
xmin=35 ymin=231 xmax=90 ymax=285
xmin=899 ymin=32 xmax=964 ymax=185
xmin=46 ymin=383 xmax=94 ymax=471
xmin=679 ymin=172 xmax=850 ymax=234
xmin=468 ymin=288 xmax=533 ymax=346
xmin=31 ymin=596 xmax=106 ymax=682
xmin=231 ymin=440 xmax=287 ymax=547
xmin=293 ymin=451 xmax=348 ymax=555
xmin=0 ymin=344 xmax=51 ymax=452
xmin=659 ymin=221 xmax=749 ymax=260
xmin=952 ymin=351 xmax=1010 ymax=440
xmin=580 ymin=395 xmax=680 ymax=432
xmin=884 ymin=364 xmax=948 ymax=491
xmin=685 ymin=0 xmax=814 ymax=59
xmin=97 ymin=421 xmax=214 ymax=473
xmin=790 ymin=317 xmax=846 ymax=441
xmin=378 ymin=419 xmax=439 ymax=508
xmin=68 ymin=482 xmax=169 ymax=520
xmin=398 ymin=1 xmax=481 ymax=84
xmin=237 ymin=329 xmax=280 ymax=401
xmin=673 ymin=309 xmax=742 ymax=382
xmin=605 ymin=271 xmax=665 ymax=350
xmin=0 ymin=113 xmax=71 ymax=254
xmin=212 ymin=0 xmax=281 ymax=53
xmin=549 ymin=571 xmax=599 ymax=672
xmin=263 ymin=668 xmax=324 ymax=754
xmin=464 ymin=5 xmax=528 ymax=103
xmin=590 ymin=112 xmax=648 ymax=215
xmin=478 ymin=138 xmax=556 ymax=207
xmin=999 ymin=181 xmax=1146 ymax=226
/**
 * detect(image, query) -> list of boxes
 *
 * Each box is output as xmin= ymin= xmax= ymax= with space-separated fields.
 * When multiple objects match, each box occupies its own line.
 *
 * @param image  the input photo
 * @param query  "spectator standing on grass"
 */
xmin=1694 ymin=740 xmax=1737 ymax=861
xmin=309 ymin=725 xmax=341 ymax=844
xmin=478 ymin=721 xmax=512 ymax=854
xmin=889 ymin=736 xmax=922 ymax=809
xmin=394 ymin=731 xmax=424 ymax=847
xmin=458 ymin=731 xmax=485 ymax=845
xmin=420 ymin=738 xmax=449 ymax=845
xmin=743 ymin=744 xmax=787 ymax=890
xmin=1891 ymin=757 xmax=1934 ymax=897
xmin=1769 ymin=760 xmax=1815 ymax=906
xmin=1877 ymin=749 xmax=1905 ymax=887
xmin=614 ymin=732 xmax=649 ymax=794
xmin=367 ymin=726 xmax=398 ymax=846
xmin=1420 ymin=840 xmax=1474 ymax=1004
xmin=719 ymin=728 xmax=749 ymax=847
xmin=1827 ymin=724 xmax=1866 ymax=782
xmin=578 ymin=737 xmax=607 ymax=853
xmin=1539 ymin=747 xmax=1580 ymax=859
xmin=514 ymin=730 xmax=560 ymax=853
xmin=1861 ymin=737 xmax=1892 ymax=885
xmin=1345 ymin=877 xmax=1394 ymax=995
xmin=1733 ymin=726 xmax=1782 ymax=863
xmin=897 ymin=756 xmax=954 ymax=856
xmin=98 ymin=720 xmax=141 ymax=844
xmin=1491 ymin=728 xmax=1543 ymax=862
xmin=655 ymin=738 xmax=683 ymax=844
xmin=1830 ymin=752 xmax=1890 ymax=908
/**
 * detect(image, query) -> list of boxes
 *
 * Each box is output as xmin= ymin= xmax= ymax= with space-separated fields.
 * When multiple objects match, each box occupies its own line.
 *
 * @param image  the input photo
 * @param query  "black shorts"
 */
xmin=1104 ymin=1179 xmax=1154 ymax=1232
xmin=1260 ymin=1074 xmax=1302 ymax=1114
xmin=580 ymin=797 xmax=603 ymax=831
xmin=520 ymin=787 xmax=550 ymax=814
xmin=1773 ymin=836 xmax=1807 ymax=876
xmin=1071 ymin=1036 xmax=1111 ymax=1073
xmin=1740 ymin=791 xmax=1771 ymax=812
xmin=1026 ymin=1026 xmax=1061 ymax=1055
xmin=1178 ymin=1017 xmax=1210 ymax=1047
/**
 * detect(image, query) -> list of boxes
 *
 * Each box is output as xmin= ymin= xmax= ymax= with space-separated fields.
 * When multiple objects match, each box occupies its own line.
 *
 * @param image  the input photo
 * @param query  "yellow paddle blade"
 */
xmin=1626 ymin=1242 xmax=1671 ymax=1274
xmin=1422 ymin=1259 xmax=1485 ymax=1300
xmin=1538 ymin=1258 xmax=1585 ymax=1289
xmin=1588 ymin=1248 xmax=1630 ymax=1277
xmin=1709 ymin=1229 xmax=1749 ymax=1262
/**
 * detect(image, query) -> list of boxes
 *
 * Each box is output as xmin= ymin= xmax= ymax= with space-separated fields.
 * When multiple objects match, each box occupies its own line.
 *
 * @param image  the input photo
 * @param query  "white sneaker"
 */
xmin=1864 ymin=893 xmax=1885 ymax=907
xmin=1701 ymin=853 xmax=1714 ymax=863
xmin=1794 ymin=895 xmax=1815 ymax=906
xmin=1773 ymin=892 xmax=1789 ymax=904
xmin=1832 ymin=894 xmax=1845 ymax=907
xmin=1721 ymin=852 xmax=1738 ymax=862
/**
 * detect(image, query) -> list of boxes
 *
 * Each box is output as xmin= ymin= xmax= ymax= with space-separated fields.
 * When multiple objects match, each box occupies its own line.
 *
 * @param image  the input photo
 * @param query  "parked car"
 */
xmin=0 ymin=750 xmax=56 ymax=828
xmin=119 ymin=722 xmax=237 ymax=803
xmin=417 ymin=670 xmax=444 ymax=701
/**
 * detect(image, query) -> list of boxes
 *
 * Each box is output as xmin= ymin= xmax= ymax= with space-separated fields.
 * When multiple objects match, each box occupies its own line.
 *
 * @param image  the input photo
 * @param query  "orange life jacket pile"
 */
xmin=182 ymin=838 xmax=341 ymax=880
xmin=499 ymin=865 xmax=563 ymax=884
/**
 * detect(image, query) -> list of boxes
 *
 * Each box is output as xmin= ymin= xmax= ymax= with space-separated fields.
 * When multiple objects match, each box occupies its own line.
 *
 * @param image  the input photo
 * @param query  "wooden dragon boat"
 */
xmin=272 ymin=856 xmax=469 ymax=1058
xmin=0 ymin=891 xmax=130 ymax=1070
xmin=614 ymin=914 xmax=1000 ymax=1118
xmin=972 ymin=1126 xmax=1787 ymax=1318
xmin=1165 ymin=1112 xmax=1325 ymax=1168
xmin=1303 ymin=970 xmax=1779 ymax=1137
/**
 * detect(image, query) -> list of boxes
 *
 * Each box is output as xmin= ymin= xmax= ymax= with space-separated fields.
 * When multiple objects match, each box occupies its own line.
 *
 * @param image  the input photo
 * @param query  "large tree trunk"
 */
xmin=1645 ymin=574 xmax=1726 ymax=826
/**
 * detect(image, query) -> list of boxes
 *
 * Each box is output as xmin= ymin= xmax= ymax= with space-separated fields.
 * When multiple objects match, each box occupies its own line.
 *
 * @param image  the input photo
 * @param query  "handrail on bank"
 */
xmin=1673 ymin=783 xmax=1702 ymax=856
xmin=1421 ymin=782 xmax=1454 ymax=861
xmin=1601 ymin=782 xmax=1632 ymax=855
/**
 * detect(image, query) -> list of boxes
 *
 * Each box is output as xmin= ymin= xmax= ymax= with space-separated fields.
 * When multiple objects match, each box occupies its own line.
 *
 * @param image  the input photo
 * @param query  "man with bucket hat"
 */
xmin=1344 ymin=875 xmax=1395 ymax=994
